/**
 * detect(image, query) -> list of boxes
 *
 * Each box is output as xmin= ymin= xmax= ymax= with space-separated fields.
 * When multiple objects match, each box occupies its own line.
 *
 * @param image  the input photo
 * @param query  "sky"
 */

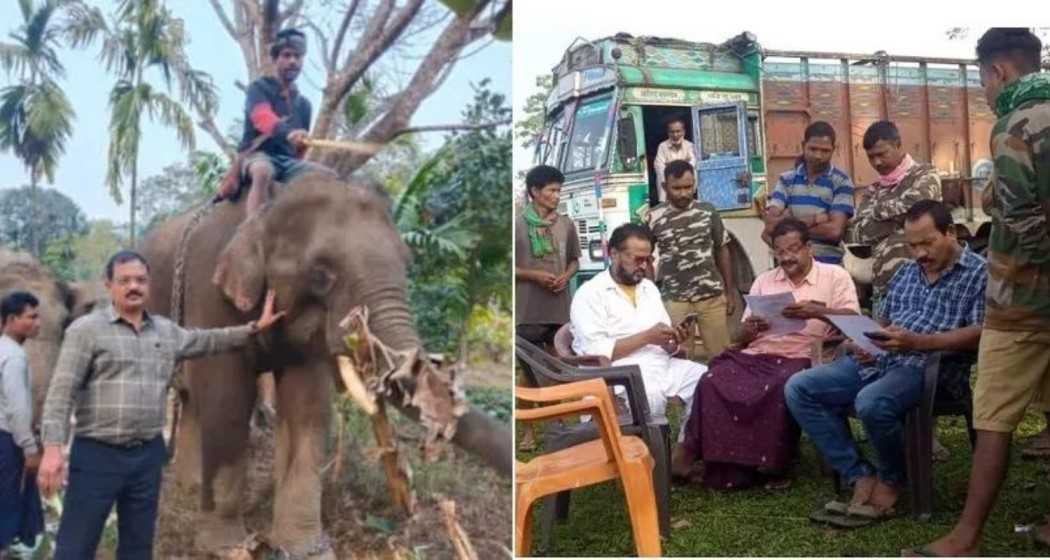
xmin=0 ymin=1 xmax=510 ymax=222
xmin=511 ymin=0 xmax=1040 ymax=182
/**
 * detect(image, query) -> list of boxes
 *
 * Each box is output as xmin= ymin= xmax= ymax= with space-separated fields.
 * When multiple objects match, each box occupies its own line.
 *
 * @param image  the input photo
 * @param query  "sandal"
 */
xmin=847 ymin=502 xmax=897 ymax=520
xmin=809 ymin=507 xmax=873 ymax=529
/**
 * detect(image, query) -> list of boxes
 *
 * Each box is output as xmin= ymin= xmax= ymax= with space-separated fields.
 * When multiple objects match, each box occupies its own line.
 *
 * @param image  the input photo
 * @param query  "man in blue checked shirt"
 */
xmin=762 ymin=121 xmax=855 ymax=265
xmin=786 ymin=200 xmax=985 ymax=523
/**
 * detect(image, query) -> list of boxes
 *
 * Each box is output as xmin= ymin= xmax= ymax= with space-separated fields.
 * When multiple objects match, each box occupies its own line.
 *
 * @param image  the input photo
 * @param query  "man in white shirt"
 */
xmin=571 ymin=223 xmax=707 ymax=475
xmin=653 ymin=116 xmax=697 ymax=201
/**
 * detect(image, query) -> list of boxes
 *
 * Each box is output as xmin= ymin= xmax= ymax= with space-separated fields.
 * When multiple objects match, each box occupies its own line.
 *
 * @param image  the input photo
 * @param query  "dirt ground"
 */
xmin=146 ymin=374 xmax=511 ymax=559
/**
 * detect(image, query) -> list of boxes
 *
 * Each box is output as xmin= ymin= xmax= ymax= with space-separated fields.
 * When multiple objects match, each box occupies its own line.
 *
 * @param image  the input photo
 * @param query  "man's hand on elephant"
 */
xmin=252 ymin=290 xmax=287 ymax=333
xmin=36 ymin=445 xmax=65 ymax=498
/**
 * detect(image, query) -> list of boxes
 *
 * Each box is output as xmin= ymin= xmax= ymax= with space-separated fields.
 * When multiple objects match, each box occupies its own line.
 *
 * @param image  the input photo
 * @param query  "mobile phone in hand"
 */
xmin=864 ymin=330 xmax=891 ymax=341
xmin=678 ymin=313 xmax=699 ymax=330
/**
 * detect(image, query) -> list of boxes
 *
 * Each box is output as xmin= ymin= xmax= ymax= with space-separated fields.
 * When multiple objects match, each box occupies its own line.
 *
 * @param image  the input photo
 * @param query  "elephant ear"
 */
xmin=213 ymin=213 xmax=267 ymax=312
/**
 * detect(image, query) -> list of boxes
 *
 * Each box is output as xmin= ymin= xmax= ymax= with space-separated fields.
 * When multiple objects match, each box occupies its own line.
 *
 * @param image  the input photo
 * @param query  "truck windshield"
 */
xmin=564 ymin=95 xmax=611 ymax=173
xmin=540 ymin=110 xmax=566 ymax=167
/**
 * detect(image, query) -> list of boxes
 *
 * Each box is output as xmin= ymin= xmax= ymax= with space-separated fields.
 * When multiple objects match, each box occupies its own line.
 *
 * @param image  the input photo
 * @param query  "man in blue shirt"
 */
xmin=786 ymin=200 xmax=985 ymax=520
xmin=763 ymin=121 xmax=855 ymax=264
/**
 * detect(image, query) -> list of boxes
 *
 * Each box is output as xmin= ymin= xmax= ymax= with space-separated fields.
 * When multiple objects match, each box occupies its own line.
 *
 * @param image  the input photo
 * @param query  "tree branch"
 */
xmin=278 ymin=0 xmax=305 ymax=24
xmin=330 ymin=0 xmax=362 ymax=70
xmin=390 ymin=118 xmax=511 ymax=140
xmin=301 ymin=17 xmax=333 ymax=74
xmin=206 ymin=0 xmax=237 ymax=39
xmin=322 ymin=0 xmax=494 ymax=173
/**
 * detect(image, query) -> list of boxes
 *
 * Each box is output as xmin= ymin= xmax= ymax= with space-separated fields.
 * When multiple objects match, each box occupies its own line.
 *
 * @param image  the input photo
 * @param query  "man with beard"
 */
xmin=647 ymin=160 xmax=737 ymax=361
xmin=678 ymin=218 xmax=860 ymax=488
xmin=849 ymin=120 xmax=942 ymax=300
xmin=653 ymin=116 xmax=697 ymax=201
xmin=36 ymin=251 xmax=286 ymax=559
xmin=787 ymin=200 xmax=985 ymax=527
xmin=221 ymin=28 xmax=333 ymax=213
xmin=570 ymin=223 xmax=706 ymax=474
xmin=763 ymin=121 xmax=856 ymax=265
xmin=910 ymin=28 xmax=1050 ymax=557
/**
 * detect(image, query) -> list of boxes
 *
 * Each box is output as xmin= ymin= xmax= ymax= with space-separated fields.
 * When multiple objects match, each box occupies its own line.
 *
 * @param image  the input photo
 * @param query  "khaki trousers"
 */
xmin=665 ymin=295 xmax=731 ymax=363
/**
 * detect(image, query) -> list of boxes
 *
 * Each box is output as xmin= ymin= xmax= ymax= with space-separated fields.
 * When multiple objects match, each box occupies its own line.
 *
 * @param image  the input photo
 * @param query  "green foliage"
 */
xmin=463 ymin=302 xmax=512 ymax=364
xmin=0 ymin=185 xmax=87 ymax=253
xmin=137 ymin=151 xmax=222 ymax=238
xmin=514 ymin=74 xmax=553 ymax=151
xmin=397 ymin=81 xmax=512 ymax=356
xmin=68 ymin=219 xmax=125 ymax=281
xmin=465 ymin=386 xmax=511 ymax=422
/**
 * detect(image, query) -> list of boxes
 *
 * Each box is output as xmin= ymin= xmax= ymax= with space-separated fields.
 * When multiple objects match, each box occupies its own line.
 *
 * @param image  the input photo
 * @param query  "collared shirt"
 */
xmin=769 ymin=163 xmax=855 ymax=263
xmin=849 ymin=162 xmax=942 ymax=293
xmin=873 ymin=245 xmax=987 ymax=376
xmin=653 ymin=138 xmax=697 ymax=191
xmin=41 ymin=305 xmax=253 ymax=446
xmin=742 ymin=261 xmax=861 ymax=360
xmin=0 ymin=334 xmax=37 ymax=455
xmin=570 ymin=271 xmax=679 ymax=394
xmin=646 ymin=199 xmax=728 ymax=302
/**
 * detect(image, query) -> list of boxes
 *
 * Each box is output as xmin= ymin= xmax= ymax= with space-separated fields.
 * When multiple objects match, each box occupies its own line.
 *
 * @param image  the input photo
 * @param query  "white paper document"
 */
xmin=742 ymin=292 xmax=807 ymax=337
xmin=826 ymin=315 xmax=888 ymax=356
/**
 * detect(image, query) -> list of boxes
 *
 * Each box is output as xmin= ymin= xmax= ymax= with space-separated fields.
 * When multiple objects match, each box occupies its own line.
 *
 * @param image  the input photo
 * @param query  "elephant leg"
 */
xmin=172 ymin=381 xmax=202 ymax=488
xmin=253 ymin=372 xmax=277 ymax=429
xmin=270 ymin=360 xmax=335 ymax=559
xmin=193 ymin=353 xmax=257 ymax=553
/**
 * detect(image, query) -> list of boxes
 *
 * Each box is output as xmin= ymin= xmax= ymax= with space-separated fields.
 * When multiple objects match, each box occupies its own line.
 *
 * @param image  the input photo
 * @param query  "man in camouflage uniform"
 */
xmin=850 ymin=120 xmax=942 ymax=300
xmin=647 ymin=159 xmax=737 ymax=361
xmin=911 ymin=28 xmax=1050 ymax=557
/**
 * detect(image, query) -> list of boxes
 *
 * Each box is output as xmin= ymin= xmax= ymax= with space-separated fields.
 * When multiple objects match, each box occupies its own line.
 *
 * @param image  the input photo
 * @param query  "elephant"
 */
xmin=0 ymin=248 xmax=104 ymax=427
xmin=139 ymin=173 xmax=511 ymax=557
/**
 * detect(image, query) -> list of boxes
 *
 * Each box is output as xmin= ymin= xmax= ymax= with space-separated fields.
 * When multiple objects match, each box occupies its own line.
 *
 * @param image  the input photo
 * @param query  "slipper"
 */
xmin=763 ymin=477 xmax=792 ymax=491
xmin=824 ymin=500 xmax=849 ymax=515
xmin=847 ymin=502 xmax=897 ymax=520
xmin=809 ymin=507 xmax=873 ymax=529
xmin=900 ymin=545 xmax=944 ymax=557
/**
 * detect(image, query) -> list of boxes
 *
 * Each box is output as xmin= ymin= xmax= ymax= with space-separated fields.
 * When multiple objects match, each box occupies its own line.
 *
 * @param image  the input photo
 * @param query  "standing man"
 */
xmin=515 ymin=165 xmax=580 ymax=349
xmin=647 ymin=159 xmax=737 ymax=361
xmin=912 ymin=28 xmax=1050 ymax=557
xmin=222 ymin=28 xmax=332 ymax=213
xmin=36 ymin=251 xmax=286 ymax=559
xmin=849 ymin=120 xmax=942 ymax=301
xmin=653 ymin=116 xmax=697 ymax=201
xmin=571 ymin=223 xmax=707 ymax=474
xmin=0 ymin=292 xmax=43 ymax=555
xmin=763 ymin=121 xmax=856 ymax=264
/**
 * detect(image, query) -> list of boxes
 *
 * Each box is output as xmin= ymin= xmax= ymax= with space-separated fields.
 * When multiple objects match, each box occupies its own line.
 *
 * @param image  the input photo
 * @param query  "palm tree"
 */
xmin=67 ymin=0 xmax=216 ymax=245
xmin=0 ymin=0 xmax=76 ymax=257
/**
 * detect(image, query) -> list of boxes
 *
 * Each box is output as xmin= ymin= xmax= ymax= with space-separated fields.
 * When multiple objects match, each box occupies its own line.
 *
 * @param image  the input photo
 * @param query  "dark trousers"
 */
xmin=53 ymin=436 xmax=165 ymax=560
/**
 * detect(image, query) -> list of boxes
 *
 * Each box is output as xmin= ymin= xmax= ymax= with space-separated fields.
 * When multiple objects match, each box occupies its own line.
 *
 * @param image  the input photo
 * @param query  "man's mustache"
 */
xmin=126 ymin=291 xmax=144 ymax=297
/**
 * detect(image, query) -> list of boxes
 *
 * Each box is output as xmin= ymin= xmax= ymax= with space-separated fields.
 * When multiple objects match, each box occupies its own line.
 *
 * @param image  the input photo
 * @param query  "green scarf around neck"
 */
xmin=523 ymin=204 xmax=556 ymax=258
xmin=995 ymin=72 xmax=1050 ymax=117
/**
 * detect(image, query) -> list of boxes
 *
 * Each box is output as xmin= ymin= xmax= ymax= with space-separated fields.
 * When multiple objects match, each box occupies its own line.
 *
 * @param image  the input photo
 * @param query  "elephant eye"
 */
xmin=308 ymin=266 xmax=337 ymax=297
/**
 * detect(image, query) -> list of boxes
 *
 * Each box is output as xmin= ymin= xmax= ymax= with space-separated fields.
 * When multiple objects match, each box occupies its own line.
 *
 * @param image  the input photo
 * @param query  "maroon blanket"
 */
xmin=681 ymin=349 xmax=811 ymax=489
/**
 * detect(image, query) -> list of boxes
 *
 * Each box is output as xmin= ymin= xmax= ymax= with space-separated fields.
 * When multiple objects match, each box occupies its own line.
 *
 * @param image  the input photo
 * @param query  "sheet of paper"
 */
xmin=742 ymin=292 xmax=806 ymax=337
xmin=826 ymin=315 xmax=888 ymax=356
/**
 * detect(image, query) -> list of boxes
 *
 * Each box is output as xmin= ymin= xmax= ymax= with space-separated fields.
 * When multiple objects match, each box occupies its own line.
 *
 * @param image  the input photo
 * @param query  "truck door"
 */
xmin=691 ymin=102 xmax=751 ymax=211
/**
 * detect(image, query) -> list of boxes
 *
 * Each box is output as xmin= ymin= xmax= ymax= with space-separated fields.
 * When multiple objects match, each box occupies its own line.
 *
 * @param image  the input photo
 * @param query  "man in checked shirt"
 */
xmin=35 ymin=250 xmax=285 ymax=559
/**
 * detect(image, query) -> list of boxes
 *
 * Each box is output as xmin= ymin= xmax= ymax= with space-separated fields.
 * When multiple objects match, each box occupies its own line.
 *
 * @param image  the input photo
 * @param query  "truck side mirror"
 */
xmin=617 ymin=115 xmax=638 ymax=171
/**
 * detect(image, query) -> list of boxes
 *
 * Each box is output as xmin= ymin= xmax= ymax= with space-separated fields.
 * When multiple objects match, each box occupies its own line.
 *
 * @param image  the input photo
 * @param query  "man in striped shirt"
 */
xmin=763 ymin=121 xmax=855 ymax=264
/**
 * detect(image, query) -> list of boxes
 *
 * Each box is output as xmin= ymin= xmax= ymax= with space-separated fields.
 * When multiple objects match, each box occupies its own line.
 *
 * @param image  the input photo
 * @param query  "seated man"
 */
xmin=225 ymin=28 xmax=333 ymax=213
xmin=678 ymin=218 xmax=860 ymax=488
xmin=571 ymin=223 xmax=705 ymax=471
xmin=786 ymin=199 xmax=986 ymax=520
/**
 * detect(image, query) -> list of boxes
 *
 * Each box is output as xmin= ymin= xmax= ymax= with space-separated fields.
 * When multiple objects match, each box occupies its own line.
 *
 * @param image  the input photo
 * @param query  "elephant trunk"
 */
xmin=346 ymin=282 xmax=512 ymax=478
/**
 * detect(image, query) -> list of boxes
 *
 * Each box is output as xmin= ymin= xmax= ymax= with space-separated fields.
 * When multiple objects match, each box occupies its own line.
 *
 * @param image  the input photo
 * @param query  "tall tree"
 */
xmin=0 ymin=0 xmax=77 ymax=257
xmin=0 ymin=185 xmax=88 ymax=255
xmin=66 ymin=0 xmax=219 ymax=246
xmin=202 ymin=0 xmax=510 ymax=176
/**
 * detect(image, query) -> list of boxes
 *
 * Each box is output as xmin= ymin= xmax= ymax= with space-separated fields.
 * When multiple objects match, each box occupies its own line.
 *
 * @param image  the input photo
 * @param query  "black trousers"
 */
xmin=53 ymin=436 xmax=165 ymax=560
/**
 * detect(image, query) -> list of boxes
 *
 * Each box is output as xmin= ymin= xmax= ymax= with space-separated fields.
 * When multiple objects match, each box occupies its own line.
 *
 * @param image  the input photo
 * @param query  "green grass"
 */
xmin=518 ymin=405 xmax=1050 ymax=557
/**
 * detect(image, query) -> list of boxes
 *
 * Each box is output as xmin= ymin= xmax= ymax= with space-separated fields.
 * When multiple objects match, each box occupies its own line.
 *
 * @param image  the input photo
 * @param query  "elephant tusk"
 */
xmin=336 ymin=356 xmax=377 ymax=416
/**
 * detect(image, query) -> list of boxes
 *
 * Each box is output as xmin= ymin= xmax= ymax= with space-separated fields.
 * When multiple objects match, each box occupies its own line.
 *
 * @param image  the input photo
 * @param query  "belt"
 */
xmin=81 ymin=435 xmax=159 ymax=450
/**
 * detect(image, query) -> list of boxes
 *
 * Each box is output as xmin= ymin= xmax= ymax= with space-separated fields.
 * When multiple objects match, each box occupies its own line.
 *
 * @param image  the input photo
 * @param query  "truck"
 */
xmin=534 ymin=31 xmax=1003 ymax=289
